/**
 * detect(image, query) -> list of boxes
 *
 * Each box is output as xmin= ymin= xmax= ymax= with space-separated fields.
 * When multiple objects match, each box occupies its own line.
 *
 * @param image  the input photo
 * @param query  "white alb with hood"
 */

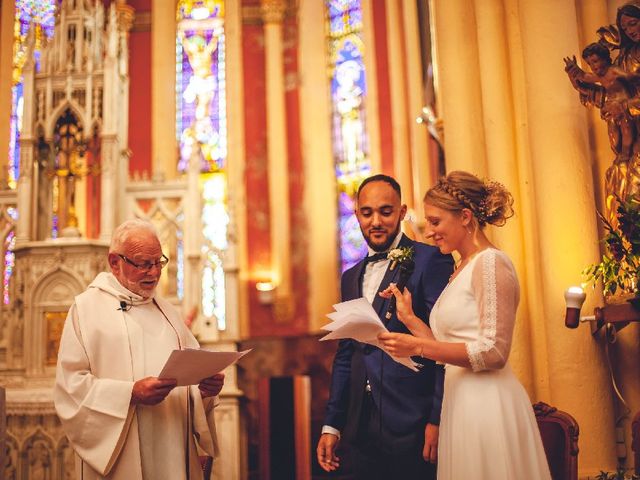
xmin=54 ymin=272 xmax=219 ymax=479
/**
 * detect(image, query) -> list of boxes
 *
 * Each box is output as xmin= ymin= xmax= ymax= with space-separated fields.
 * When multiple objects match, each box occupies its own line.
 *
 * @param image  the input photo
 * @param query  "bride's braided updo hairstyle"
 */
xmin=424 ymin=171 xmax=514 ymax=227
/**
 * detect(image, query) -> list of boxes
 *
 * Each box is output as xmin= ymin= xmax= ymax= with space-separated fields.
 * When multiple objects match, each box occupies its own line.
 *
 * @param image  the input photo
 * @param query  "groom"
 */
xmin=316 ymin=174 xmax=453 ymax=479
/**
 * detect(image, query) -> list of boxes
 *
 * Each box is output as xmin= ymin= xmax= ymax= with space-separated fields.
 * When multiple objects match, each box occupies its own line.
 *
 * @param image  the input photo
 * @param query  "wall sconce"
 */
xmin=256 ymin=281 xmax=276 ymax=305
xmin=564 ymin=286 xmax=591 ymax=328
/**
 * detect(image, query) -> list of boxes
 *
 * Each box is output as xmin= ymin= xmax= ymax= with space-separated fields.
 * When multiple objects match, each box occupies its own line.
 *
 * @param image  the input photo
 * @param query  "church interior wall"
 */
xmin=0 ymin=0 xmax=639 ymax=478
xmin=370 ymin=0 xmax=394 ymax=177
xmin=241 ymin=2 xmax=274 ymax=338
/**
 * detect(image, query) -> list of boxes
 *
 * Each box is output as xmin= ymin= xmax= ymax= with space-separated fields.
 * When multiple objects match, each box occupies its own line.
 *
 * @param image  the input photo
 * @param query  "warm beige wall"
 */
xmin=431 ymin=0 xmax=487 ymax=175
xmin=577 ymin=0 xmax=613 ymax=217
xmin=473 ymin=0 xmax=536 ymax=395
xmin=430 ymin=0 xmax=630 ymax=475
xmin=583 ymin=0 xmax=640 ymax=468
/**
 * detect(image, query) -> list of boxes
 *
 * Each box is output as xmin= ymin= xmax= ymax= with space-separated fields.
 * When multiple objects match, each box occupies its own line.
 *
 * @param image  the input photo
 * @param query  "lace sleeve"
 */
xmin=465 ymin=249 xmax=520 ymax=372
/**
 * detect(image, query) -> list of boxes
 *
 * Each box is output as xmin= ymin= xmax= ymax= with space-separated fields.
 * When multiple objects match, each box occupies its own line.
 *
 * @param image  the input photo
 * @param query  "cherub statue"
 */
xmin=565 ymin=20 xmax=640 ymax=227
xmin=565 ymin=43 xmax=638 ymax=162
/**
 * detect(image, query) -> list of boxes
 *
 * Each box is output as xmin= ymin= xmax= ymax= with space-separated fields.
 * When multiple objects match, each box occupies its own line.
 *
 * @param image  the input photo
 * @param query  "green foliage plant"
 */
xmin=584 ymin=196 xmax=640 ymax=298
xmin=592 ymin=468 xmax=640 ymax=480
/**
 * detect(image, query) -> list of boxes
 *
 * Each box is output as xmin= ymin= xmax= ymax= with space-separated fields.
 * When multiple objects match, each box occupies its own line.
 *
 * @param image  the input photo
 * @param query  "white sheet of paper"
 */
xmin=159 ymin=348 xmax=251 ymax=386
xmin=320 ymin=298 xmax=419 ymax=372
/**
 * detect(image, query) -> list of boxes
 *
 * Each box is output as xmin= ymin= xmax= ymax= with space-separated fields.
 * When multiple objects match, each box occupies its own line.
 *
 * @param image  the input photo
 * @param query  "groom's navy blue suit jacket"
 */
xmin=324 ymin=234 xmax=453 ymax=448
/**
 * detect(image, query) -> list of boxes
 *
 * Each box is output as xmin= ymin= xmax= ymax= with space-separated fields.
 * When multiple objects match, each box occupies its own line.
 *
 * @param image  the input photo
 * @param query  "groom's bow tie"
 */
xmin=365 ymin=252 xmax=388 ymax=264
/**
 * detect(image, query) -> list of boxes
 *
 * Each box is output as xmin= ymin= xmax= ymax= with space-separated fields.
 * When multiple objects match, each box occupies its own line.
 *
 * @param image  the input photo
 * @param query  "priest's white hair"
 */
xmin=109 ymin=219 xmax=158 ymax=253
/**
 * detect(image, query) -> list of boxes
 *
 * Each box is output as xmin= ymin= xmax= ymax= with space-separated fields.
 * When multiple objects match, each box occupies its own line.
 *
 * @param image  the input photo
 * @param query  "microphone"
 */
xmin=117 ymin=299 xmax=133 ymax=312
xmin=385 ymin=259 xmax=415 ymax=320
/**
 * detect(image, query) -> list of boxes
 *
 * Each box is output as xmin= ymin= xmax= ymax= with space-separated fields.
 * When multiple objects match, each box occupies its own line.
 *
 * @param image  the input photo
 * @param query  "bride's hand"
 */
xmin=377 ymin=332 xmax=422 ymax=357
xmin=379 ymin=283 xmax=415 ymax=325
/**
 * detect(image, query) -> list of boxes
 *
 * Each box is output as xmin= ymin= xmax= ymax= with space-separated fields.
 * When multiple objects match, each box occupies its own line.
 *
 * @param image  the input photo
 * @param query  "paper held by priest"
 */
xmin=159 ymin=349 xmax=251 ymax=386
xmin=320 ymin=298 xmax=419 ymax=372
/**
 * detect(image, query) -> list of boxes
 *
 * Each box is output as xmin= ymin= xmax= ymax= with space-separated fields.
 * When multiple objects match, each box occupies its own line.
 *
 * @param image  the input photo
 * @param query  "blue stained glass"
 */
xmin=9 ymin=85 xmax=23 ymax=189
xmin=10 ymin=0 xmax=57 ymax=189
xmin=3 ymin=208 xmax=18 ymax=306
xmin=16 ymin=0 xmax=56 ymax=36
xmin=327 ymin=0 xmax=370 ymax=272
xmin=328 ymin=0 xmax=360 ymax=35
xmin=338 ymin=191 xmax=367 ymax=272
xmin=3 ymin=231 xmax=16 ymax=306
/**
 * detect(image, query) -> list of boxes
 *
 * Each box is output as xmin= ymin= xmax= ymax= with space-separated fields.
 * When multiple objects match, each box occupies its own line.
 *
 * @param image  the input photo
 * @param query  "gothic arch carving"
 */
xmin=55 ymin=436 xmax=74 ymax=480
xmin=32 ymin=267 xmax=84 ymax=306
xmin=22 ymin=430 xmax=54 ymax=480
xmin=4 ymin=434 xmax=19 ymax=480
xmin=25 ymin=267 xmax=84 ymax=374
xmin=45 ymin=100 xmax=90 ymax=141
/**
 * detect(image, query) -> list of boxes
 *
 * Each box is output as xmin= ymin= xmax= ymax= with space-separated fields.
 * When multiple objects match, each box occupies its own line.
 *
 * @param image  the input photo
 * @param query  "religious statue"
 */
xmin=564 ymin=0 xmax=640 ymax=227
xmin=179 ymin=29 xmax=218 ymax=122
xmin=178 ymin=25 xmax=222 ymax=167
xmin=335 ymin=59 xmax=365 ymax=174
xmin=28 ymin=442 xmax=51 ymax=480
xmin=4 ymin=445 xmax=16 ymax=480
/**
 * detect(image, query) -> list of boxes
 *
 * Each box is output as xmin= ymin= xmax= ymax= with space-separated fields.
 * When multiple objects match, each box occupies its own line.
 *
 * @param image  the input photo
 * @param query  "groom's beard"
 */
xmin=361 ymin=221 xmax=401 ymax=253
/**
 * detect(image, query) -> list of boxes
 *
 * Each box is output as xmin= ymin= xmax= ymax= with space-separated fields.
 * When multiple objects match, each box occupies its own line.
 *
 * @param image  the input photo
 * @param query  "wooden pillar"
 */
xmin=361 ymin=0 xmax=381 ymax=173
xmin=385 ymin=0 xmax=413 ymax=205
xmin=258 ymin=376 xmax=310 ymax=480
xmin=152 ymin=0 xmax=176 ymax=179
xmin=401 ymin=0 xmax=434 ymax=210
xmin=222 ymin=0 xmax=248 ymax=341
xmin=262 ymin=0 xmax=292 ymax=313
xmin=299 ymin=0 xmax=339 ymax=331
xmin=16 ymin=47 xmax=36 ymax=244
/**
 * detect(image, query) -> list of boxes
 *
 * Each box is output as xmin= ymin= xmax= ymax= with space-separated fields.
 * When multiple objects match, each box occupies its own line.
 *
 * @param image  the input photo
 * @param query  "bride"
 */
xmin=378 ymin=171 xmax=551 ymax=480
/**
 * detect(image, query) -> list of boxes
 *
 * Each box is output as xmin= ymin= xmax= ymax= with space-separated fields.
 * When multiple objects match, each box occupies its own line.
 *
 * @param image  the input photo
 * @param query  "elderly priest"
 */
xmin=54 ymin=219 xmax=224 ymax=479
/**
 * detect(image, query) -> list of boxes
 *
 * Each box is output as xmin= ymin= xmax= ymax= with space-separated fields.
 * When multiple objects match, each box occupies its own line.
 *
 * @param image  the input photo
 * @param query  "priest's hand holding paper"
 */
xmin=198 ymin=373 xmax=225 ymax=398
xmin=131 ymin=377 xmax=177 ymax=406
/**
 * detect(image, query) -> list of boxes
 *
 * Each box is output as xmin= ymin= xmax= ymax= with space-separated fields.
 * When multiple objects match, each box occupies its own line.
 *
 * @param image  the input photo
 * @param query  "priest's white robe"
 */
xmin=54 ymin=273 xmax=219 ymax=480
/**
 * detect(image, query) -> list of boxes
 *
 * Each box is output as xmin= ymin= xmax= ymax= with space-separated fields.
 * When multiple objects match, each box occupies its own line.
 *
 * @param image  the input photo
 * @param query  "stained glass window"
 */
xmin=201 ymin=173 xmax=228 ymax=329
xmin=327 ymin=0 xmax=370 ymax=272
xmin=10 ymin=0 xmax=57 ymax=189
xmin=3 ymin=208 xmax=18 ymax=305
xmin=176 ymin=213 xmax=185 ymax=300
xmin=176 ymin=0 xmax=227 ymax=173
xmin=177 ymin=0 xmax=228 ymax=331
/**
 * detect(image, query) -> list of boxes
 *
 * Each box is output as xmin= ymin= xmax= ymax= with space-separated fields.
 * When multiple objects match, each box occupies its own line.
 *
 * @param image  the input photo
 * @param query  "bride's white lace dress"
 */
xmin=430 ymin=248 xmax=551 ymax=479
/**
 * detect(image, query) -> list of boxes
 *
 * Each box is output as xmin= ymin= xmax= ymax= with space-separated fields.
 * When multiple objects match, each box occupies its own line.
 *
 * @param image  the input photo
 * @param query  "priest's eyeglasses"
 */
xmin=118 ymin=254 xmax=169 ymax=272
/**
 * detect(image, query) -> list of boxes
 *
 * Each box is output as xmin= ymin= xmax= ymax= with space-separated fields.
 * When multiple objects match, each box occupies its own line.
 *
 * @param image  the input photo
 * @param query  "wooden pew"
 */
xmin=534 ymin=401 xmax=579 ymax=480
xmin=258 ymin=375 xmax=311 ymax=480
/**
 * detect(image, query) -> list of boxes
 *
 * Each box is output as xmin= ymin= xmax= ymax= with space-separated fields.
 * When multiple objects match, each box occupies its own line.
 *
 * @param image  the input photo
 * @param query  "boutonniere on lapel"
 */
xmin=387 ymin=246 xmax=414 ymax=271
